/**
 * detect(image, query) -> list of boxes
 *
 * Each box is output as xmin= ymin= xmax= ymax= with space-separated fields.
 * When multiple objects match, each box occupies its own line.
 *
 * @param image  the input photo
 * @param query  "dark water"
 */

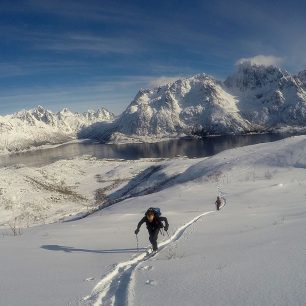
xmin=0 ymin=133 xmax=301 ymax=168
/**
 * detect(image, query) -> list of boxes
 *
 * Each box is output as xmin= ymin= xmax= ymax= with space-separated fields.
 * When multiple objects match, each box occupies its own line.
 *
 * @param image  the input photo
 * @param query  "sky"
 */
xmin=1 ymin=0 xmax=306 ymax=115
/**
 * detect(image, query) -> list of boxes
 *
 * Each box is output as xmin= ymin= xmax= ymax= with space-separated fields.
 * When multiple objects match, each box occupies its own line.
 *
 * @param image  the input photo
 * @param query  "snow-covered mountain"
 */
xmin=113 ymin=74 xmax=253 ymax=140
xmin=13 ymin=106 xmax=114 ymax=131
xmin=225 ymin=63 xmax=306 ymax=127
xmin=106 ymin=64 xmax=306 ymax=142
xmin=0 ymin=106 xmax=114 ymax=153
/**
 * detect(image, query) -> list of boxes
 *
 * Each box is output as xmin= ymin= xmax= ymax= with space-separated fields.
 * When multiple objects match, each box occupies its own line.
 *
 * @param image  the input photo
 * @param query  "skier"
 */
xmin=215 ymin=196 xmax=222 ymax=211
xmin=134 ymin=208 xmax=169 ymax=252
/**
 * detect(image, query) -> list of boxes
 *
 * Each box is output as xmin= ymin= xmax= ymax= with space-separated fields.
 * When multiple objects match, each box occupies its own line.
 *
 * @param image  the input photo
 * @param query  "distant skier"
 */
xmin=134 ymin=208 xmax=169 ymax=252
xmin=215 ymin=196 xmax=222 ymax=211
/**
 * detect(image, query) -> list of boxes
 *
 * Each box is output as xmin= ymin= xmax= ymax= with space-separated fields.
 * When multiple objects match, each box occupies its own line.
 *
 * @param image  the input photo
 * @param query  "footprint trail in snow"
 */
xmin=83 ymin=211 xmax=214 ymax=306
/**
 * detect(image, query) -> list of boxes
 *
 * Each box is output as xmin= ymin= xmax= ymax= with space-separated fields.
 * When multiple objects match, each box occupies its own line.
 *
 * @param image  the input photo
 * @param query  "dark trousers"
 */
xmin=148 ymin=228 xmax=159 ymax=251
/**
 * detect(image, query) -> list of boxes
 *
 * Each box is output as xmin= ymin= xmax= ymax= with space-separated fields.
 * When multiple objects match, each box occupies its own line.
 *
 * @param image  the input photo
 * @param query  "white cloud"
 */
xmin=147 ymin=76 xmax=183 ymax=88
xmin=236 ymin=55 xmax=284 ymax=67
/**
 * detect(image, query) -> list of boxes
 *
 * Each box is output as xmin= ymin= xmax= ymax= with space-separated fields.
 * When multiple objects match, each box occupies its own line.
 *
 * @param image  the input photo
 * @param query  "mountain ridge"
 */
xmin=0 ymin=106 xmax=114 ymax=153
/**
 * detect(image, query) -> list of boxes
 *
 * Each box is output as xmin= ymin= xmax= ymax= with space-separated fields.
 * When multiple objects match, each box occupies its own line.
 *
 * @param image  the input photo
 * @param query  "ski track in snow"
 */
xmin=83 ymin=211 xmax=215 ymax=306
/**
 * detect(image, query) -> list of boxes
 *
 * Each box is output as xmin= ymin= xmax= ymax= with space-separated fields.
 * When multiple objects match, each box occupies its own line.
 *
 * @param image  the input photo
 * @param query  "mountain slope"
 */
xmin=1 ymin=136 xmax=305 ymax=305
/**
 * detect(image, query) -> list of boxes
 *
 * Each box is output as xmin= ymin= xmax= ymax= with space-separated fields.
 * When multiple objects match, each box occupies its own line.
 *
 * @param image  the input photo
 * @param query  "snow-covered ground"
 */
xmin=0 ymin=157 xmax=167 ymax=228
xmin=0 ymin=135 xmax=305 ymax=305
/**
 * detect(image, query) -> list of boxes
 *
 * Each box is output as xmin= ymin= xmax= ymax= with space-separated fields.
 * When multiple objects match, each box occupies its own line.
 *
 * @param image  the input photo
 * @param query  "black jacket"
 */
xmin=137 ymin=215 xmax=169 ymax=232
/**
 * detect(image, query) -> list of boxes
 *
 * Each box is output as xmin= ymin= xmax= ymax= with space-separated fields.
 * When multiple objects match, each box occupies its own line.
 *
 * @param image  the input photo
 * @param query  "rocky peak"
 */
xmin=224 ymin=63 xmax=290 ymax=91
xmin=84 ymin=108 xmax=114 ymax=120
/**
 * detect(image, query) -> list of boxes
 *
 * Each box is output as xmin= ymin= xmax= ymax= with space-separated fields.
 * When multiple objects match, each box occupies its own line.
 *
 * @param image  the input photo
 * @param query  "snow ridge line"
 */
xmin=83 ymin=210 xmax=215 ymax=306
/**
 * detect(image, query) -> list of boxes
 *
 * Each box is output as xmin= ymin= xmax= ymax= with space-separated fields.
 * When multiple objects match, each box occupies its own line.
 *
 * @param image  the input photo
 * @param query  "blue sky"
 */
xmin=1 ymin=0 xmax=306 ymax=115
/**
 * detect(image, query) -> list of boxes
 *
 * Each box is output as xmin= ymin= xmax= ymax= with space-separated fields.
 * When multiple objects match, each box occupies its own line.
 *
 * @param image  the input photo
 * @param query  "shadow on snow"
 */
xmin=41 ymin=245 xmax=146 ymax=254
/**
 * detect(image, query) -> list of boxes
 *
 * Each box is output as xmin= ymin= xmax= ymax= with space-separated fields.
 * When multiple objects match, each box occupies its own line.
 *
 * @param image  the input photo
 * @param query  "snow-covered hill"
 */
xmin=0 ymin=106 xmax=114 ymax=153
xmin=1 ymin=135 xmax=306 ymax=305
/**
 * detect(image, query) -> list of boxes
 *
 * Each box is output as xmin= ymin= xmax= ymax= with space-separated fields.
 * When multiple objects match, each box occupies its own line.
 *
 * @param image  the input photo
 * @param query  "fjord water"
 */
xmin=0 ymin=133 xmax=299 ymax=168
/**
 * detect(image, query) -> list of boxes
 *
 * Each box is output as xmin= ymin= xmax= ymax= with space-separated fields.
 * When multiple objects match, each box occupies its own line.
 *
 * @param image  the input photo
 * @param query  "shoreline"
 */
xmin=2 ymin=127 xmax=306 ymax=158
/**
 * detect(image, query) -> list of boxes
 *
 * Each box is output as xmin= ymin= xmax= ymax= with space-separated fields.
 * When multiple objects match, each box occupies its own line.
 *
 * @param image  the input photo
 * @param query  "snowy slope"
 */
xmin=0 ymin=157 xmax=161 ymax=228
xmin=0 ymin=135 xmax=306 ymax=305
xmin=0 ymin=106 xmax=114 ymax=153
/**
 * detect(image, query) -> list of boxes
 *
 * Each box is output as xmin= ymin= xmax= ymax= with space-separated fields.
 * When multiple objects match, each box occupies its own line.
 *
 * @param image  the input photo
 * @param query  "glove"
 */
xmin=164 ymin=225 xmax=169 ymax=231
xmin=134 ymin=228 xmax=139 ymax=235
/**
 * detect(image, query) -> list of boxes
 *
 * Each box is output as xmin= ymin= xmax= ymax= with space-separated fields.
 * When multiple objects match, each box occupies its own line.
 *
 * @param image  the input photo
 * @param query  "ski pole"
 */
xmin=136 ymin=234 xmax=139 ymax=252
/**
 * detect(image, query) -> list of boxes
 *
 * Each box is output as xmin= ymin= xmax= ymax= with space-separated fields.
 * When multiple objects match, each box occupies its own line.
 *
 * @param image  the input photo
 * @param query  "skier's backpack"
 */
xmin=146 ymin=207 xmax=161 ymax=217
